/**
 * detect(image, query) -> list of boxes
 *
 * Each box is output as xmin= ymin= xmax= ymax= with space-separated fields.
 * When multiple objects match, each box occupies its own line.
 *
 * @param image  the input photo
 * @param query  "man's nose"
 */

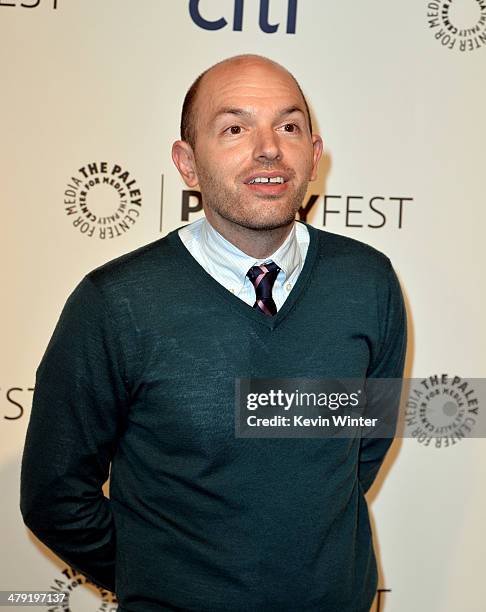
xmin=253 ymin=127 xmax=282 ymax=162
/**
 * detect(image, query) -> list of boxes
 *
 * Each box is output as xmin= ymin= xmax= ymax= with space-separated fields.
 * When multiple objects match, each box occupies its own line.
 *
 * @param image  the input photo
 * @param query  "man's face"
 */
xmin=178 ymin=58 xmax=322 ymax=232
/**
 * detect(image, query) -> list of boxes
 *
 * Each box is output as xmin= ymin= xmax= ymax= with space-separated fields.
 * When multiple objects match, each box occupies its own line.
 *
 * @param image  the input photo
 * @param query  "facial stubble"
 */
xmin=195 ymin=163 xmax=310 ymax=232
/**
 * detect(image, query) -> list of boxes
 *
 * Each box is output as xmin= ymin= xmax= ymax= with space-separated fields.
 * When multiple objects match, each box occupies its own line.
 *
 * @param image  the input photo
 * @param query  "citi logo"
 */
xmin=189 ymin=0 xmax=298 ymax=34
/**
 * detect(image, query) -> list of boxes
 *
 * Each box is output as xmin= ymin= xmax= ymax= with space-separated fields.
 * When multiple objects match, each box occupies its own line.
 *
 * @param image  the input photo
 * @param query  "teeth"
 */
xmin=249 ymin=176 xmax=285 ymax=184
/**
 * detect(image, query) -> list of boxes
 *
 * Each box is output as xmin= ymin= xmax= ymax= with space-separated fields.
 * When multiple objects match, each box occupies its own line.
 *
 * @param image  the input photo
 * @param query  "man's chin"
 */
xmin=234 ymin=213 xmax=297 ymax=232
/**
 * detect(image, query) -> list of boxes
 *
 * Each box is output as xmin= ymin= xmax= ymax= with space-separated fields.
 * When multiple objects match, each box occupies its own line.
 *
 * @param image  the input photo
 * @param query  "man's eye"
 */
xmin=283 ymin=123 xmax=299 ymax=132
xmin=226 ymin=126 xmax=242 ymax=135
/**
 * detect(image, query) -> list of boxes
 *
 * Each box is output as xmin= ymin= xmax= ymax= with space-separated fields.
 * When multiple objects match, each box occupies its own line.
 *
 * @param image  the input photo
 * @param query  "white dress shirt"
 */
xmin=178 ymin=218 xmax=309 ymax=311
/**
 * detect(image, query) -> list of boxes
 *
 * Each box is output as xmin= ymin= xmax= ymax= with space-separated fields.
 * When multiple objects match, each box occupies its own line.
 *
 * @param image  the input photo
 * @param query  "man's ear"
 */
xmin=171 ymin=140 xmax=199 ymax=188
xmin=310 ymin=134 xmax=323 ymax=182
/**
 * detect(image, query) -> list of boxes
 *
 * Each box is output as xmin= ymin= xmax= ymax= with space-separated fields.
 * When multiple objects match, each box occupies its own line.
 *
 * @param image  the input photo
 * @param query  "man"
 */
xmin=21 ymin=55 xmax=407 ymax=611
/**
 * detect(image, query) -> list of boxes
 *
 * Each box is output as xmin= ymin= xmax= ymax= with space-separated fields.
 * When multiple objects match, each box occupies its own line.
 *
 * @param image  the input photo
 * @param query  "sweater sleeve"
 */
xmin=20 ymin=274 xmax=130 ymax=592
xmin=358 ymin=260 xmax=407 ymax=494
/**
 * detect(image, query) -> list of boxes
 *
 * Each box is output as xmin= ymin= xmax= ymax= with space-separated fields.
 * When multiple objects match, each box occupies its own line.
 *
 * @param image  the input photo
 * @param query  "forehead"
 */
xmin=196 ymin=60 xmax=305 ymax=124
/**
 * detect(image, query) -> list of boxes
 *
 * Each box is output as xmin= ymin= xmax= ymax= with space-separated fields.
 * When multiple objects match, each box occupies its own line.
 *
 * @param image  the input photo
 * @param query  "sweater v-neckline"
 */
xmin=166 ymin=221 xmax=321 ymax=330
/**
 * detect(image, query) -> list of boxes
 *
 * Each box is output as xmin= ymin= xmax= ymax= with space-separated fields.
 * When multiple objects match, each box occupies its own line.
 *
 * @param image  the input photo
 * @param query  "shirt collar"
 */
xmin=201 ymin=218 xmax=302 ymax=292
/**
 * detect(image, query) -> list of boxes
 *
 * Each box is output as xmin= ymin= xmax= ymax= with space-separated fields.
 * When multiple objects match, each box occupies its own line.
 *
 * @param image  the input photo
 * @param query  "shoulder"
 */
xmin=306 ymin=224 xmax=392 ymax=274
xmin=83 ymin=228 xmax=182 ymax=297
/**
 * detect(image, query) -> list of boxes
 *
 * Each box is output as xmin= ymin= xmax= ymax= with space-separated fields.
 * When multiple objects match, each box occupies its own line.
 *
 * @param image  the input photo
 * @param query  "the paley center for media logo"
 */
xmin=405 ymin=375 xmax=480 ymax=448
xmin=64 ymin=162 xmax=142 ymax=239
xmin=427 ymin=0 xmax=486 ymax=52
xmin=46 ymin=566 xmax=117 ymax=612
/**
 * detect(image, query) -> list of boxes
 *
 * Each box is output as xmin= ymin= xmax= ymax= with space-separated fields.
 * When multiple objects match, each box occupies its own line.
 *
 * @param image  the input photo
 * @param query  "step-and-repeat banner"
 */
xmin=1 ymin=2 xmax=485 ymax=611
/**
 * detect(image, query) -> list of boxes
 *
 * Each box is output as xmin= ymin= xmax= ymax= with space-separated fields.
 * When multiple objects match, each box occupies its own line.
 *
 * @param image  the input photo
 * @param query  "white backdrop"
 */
xmin=1 ymin=1 xmax=485 ymax=610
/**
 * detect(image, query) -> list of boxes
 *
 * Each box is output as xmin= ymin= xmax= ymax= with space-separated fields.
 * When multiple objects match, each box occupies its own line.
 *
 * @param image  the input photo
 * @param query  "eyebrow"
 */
xmin=210 ymin=105 xmax=306 ymax=125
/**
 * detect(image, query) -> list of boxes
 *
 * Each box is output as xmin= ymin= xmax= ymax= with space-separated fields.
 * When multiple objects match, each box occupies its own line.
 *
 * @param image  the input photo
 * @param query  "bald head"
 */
xmin=180 ymin=54 xmax=313 ymax=150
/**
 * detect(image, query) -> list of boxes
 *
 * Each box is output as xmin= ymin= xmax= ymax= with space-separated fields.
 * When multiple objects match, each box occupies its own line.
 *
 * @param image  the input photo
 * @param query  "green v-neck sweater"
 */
xmin=21 ymin=223 xmax=407 ymax=612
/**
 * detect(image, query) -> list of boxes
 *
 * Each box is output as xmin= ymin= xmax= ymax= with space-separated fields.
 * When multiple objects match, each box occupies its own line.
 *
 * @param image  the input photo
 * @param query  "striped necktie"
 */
xmin=246 ymin=261 xmax=281 ymax=316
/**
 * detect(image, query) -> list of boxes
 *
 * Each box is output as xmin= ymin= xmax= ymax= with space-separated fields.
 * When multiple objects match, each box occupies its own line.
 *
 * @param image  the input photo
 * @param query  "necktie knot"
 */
xmin=246 ymin=261 xmax=281 ymax=316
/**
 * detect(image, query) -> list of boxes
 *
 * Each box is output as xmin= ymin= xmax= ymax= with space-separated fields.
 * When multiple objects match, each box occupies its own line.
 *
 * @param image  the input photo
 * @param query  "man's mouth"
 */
xmin=243 ymin=172 xmax=290 ymax=195
xmin=247 ymin=176 xmax=285 ymax=184
xmin=244 ymin=171 xmax=290 ymax=185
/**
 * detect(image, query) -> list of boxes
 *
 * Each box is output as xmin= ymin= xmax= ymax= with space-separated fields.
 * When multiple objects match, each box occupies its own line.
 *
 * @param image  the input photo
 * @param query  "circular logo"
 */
xmin=47 ymin=567 xmax=117 ymax=611
xmin=405 ymin=375 xmax=479 ymax=447
xmin=64 ymin=162 xmax=142 ymax=239
xmin=427 ymin=0 xmax=486 ymax=51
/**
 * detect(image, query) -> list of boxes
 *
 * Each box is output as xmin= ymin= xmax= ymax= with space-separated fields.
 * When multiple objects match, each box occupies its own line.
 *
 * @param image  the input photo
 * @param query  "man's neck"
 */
xmin=203 ymin=212 xmax=295 ymax=260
